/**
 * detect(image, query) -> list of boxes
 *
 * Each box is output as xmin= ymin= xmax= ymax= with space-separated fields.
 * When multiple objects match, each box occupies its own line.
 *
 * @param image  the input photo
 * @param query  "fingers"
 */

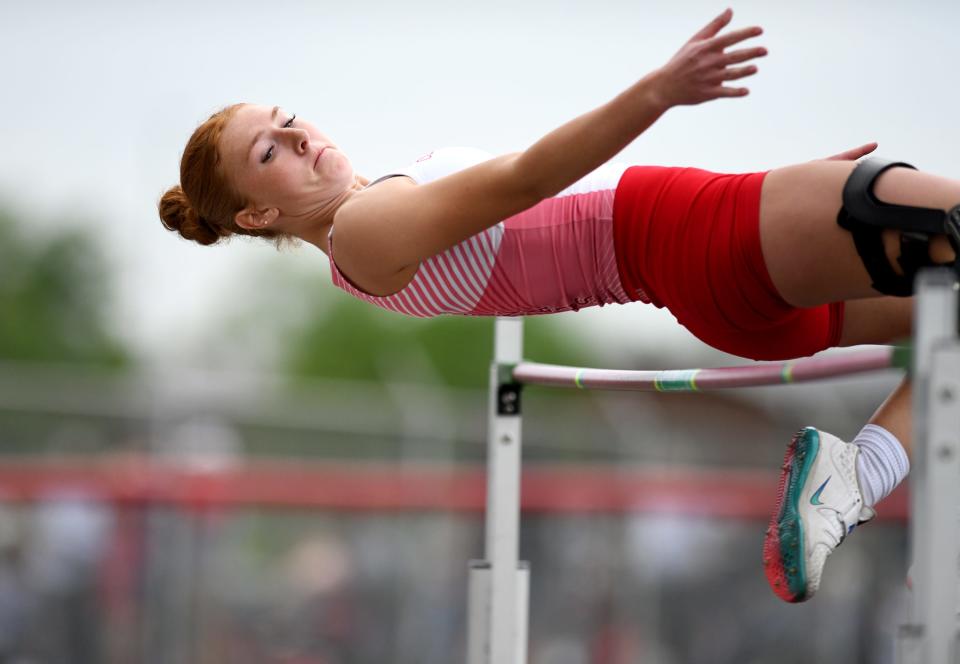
xmin=708 ymin=25 xmax=764 ymax=51
xmin=822 ymin=142 xmax=880 ymax=161
xmin=668 ymin=11 xmax=766 ymax=105
xmin=705 ymin=24 xmax=765 ymax=95
xmin=708 ymin=66 xmax=757 ymax=101
xmin=689 ymin=8 xmax=733 ymax=43
xmin=718 ymin=64 xmax=758 ymax=82
xmin=724 ymin=46 xmax=768 ymax=66
xmin=713 ymin=85 xmax=750 ymax=98
xmin=844 ymin=142 xmax=879 ymax=159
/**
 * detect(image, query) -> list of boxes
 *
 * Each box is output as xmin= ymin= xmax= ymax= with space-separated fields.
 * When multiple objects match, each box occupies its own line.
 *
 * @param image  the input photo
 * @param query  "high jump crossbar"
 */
xmin=466 ymin=269 xmax=960 ymax=664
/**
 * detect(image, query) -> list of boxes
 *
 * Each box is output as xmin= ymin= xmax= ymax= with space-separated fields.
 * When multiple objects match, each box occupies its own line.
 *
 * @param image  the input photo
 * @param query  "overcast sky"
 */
xmin=2 ymin=0 xmax=958 ymax=367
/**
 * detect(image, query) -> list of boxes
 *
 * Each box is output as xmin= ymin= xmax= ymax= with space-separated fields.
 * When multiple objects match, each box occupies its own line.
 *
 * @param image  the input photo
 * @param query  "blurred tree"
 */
xmin=204 ymin=250 xmax=600 ymax=388
xmin=283 ymin=295 xmax=597 ymax=389
xmin=0 ymin=208 xmax=129 ymax=366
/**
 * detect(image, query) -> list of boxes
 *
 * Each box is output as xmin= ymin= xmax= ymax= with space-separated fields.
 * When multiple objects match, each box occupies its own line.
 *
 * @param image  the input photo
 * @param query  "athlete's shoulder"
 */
xmin=400 ymin=146 xmax=496 ymax=184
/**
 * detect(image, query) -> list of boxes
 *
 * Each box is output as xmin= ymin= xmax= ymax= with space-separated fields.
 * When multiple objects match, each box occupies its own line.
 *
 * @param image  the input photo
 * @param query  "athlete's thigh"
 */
xmin=837 ymin=296 xmax=913 ymax=347
xmin=758 ymin=160 xmax=876 ymax=308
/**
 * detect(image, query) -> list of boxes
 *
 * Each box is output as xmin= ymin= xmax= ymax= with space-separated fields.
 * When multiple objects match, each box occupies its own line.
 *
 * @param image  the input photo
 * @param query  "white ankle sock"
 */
xmin=853 ymin=424 xmax=910 ymax=507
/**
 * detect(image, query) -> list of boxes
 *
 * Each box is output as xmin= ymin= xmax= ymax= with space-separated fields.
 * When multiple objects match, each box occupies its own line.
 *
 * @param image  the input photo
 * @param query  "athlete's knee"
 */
xmin=836 ymin=158 xmax=960 ymax=296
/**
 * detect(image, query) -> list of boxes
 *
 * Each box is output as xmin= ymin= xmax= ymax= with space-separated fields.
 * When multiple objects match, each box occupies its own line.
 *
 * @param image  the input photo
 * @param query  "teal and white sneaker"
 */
xmin=763 ymin=427 xmax=876 ymax=603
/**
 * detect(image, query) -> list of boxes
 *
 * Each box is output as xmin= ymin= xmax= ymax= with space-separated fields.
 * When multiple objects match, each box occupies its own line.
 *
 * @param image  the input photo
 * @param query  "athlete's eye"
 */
xmin=261 ymin=114 xmax=298 ymax=163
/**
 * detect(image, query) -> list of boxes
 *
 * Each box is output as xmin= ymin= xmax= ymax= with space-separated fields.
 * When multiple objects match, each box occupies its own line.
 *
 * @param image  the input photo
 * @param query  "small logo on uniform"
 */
xmin=416 ymin=152 xmax=434 ymax=162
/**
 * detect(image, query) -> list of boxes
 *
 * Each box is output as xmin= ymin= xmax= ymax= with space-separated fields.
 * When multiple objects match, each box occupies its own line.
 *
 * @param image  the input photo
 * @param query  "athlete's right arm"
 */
xmin=335 ymin=9 xmax=765 ymax=277
xmin=515 ymin=8 xmax=765 ymax=201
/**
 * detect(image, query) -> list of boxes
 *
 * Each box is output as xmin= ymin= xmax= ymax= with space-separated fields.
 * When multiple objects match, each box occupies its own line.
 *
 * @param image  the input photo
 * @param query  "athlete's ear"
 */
xmin=234 ymin=206 xmax=280 ymax=231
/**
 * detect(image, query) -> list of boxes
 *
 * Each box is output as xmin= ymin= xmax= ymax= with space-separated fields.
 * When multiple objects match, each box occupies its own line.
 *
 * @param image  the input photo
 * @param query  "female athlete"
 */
xmin=158 ymin=9 xmax=959 ymax=603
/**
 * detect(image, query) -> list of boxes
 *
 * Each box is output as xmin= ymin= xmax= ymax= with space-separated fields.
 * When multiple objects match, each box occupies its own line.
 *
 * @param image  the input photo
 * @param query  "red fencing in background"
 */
xmin=0 ymin=455 xmax=909 ymax=521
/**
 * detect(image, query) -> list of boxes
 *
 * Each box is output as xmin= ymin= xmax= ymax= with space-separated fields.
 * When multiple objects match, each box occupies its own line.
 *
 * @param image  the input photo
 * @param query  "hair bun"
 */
xmin=158 ymin=185 xmax=224 ymax=246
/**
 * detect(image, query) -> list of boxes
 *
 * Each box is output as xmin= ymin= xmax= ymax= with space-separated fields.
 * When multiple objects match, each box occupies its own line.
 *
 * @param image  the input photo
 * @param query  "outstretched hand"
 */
xmin=653 ymin=8 xmax=766 ymax=107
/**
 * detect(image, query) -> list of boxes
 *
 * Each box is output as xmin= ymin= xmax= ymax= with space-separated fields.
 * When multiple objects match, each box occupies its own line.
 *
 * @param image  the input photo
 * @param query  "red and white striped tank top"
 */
xmin=327 ymin=147 xmax=648 ymax=317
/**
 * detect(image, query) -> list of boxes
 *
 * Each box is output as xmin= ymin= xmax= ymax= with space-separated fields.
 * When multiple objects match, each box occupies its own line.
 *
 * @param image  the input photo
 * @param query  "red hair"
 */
xmin=158 ymin=104 xmax=290 ymax=247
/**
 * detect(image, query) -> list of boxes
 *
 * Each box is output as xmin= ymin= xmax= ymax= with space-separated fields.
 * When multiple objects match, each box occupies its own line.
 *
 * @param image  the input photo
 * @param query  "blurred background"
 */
xmin=1 ymin=0 xmax=956 ymax=662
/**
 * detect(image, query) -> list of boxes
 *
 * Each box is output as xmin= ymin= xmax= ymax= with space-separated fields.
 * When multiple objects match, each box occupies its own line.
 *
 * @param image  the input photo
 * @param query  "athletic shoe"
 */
xmin=763 ymin=427 xmax=876 ymax=602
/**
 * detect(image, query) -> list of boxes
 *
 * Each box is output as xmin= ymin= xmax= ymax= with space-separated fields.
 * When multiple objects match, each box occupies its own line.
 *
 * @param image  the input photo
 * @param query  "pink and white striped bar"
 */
xmin=512 ymin=346 xmax=898 ymax=392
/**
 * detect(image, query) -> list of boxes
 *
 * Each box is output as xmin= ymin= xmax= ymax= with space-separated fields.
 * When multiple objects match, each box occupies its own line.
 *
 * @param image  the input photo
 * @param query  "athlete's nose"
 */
xmin=291 ymin=128 xmax=310 ymax=154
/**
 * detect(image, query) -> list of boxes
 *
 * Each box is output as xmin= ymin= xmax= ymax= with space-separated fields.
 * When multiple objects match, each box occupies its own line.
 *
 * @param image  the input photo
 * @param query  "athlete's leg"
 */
xmin=837 ymin=296 xmax=912 ymax=347
xmin=836 ymin=296 xmax=912 ymax=455
xmin=758 ymin=178 xmax=948 ymax=602
xmin=839 ymin=299 xmax=913 ymax=530
xmin=757 ymin=295 xmax=914 ymax=603
xmin=864 ymin=379 xmax=911 ymax=455
xmin=758 ymin=160 xmax=959 ymax=308
xmin=765 ymin=365 xmax=911 ymax=603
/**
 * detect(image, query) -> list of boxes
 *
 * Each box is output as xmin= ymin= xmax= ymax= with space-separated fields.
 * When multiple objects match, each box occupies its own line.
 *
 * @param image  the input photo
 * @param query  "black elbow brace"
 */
xmin=836 ymin=157 xmax=960 ymax=296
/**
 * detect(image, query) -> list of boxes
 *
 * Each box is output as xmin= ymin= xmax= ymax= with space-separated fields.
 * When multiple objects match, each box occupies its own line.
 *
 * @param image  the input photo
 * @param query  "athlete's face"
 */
xmin=220 ymin=104 xmax=355 ymax=222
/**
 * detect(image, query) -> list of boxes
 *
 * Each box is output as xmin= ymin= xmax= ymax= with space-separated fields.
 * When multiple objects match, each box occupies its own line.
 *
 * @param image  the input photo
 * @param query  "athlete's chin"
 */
xmin=322 ymin=149 xmax=353 ymax=173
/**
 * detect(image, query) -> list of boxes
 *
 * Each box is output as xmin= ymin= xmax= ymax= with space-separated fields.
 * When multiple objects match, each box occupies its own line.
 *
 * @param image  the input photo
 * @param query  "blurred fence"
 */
xmin=0 ymin=360 xmax=909 ymax=664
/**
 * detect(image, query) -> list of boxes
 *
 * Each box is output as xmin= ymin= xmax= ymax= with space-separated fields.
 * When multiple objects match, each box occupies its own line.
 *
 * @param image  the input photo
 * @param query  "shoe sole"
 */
xmin=763 ymin=427 xmax=819 ymax=603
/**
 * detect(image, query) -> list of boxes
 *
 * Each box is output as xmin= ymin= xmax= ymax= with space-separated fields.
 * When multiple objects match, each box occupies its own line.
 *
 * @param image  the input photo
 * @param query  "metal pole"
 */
xmin=898 ymin=269 xmax=960 ymax=664
xmin=467 ymin=317 xmax=529 ymax=664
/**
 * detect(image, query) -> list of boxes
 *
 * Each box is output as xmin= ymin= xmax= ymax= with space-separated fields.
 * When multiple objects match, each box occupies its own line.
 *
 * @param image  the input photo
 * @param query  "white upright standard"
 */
xmin=898 ymin=269 xmax=960 ymax=664
xmin=467 ymin=317 xmax=529 ymax=664
xmin=466 ymin=272 xmax=959 ymax=664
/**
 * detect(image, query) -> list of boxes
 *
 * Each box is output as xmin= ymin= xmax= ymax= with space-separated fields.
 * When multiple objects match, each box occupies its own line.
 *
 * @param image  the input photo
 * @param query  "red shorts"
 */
xmin=612 ymin=166 xmax=845 ymax=361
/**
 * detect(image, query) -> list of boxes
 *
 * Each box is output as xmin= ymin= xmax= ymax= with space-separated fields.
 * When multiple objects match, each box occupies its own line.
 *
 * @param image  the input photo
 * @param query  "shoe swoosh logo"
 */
xmin=810 ymin=476 xmax=831 ymax=506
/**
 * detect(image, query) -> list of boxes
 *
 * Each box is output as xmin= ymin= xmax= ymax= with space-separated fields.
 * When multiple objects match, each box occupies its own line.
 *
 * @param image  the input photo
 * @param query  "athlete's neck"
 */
xmin=295 ymin=174 xmax=369 ymax=254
